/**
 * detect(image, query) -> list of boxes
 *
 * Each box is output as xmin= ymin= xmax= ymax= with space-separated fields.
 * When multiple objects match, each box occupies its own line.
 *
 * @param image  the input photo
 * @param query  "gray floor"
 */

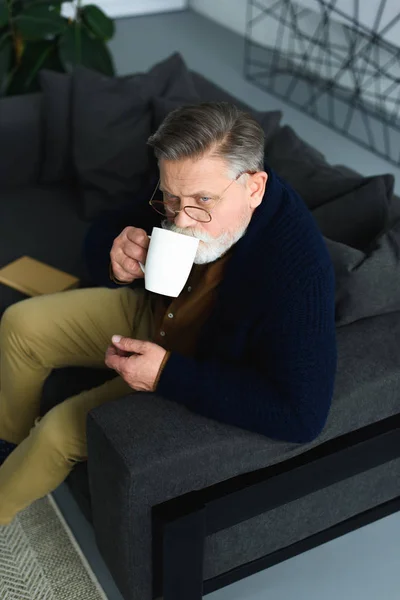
xmin=53 ymin=8 xmax=400 ymax=600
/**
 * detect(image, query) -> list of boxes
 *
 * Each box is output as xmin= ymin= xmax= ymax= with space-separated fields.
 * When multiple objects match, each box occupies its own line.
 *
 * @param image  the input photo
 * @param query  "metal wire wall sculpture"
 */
xmin=244 ymin=0 xmax=400 ymax=166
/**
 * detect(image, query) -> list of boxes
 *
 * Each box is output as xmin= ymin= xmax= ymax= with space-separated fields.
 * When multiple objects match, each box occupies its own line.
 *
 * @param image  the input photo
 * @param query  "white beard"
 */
xmin=161 ymin=219 xmax=249 ymax=264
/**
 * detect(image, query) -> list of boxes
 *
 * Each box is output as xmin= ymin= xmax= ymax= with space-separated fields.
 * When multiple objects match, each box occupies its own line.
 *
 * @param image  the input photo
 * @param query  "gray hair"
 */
xmin=147 ymin=102 xmax=264 ymax=177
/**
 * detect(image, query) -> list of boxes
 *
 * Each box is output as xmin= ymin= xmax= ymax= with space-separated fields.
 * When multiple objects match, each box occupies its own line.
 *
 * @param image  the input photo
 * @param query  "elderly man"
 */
xmin=0 ymin=102 xmax=337 ymax=525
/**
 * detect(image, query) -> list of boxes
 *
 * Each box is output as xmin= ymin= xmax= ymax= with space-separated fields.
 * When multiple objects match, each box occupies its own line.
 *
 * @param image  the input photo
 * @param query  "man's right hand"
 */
xmin=110 ymin=226 xmax=150 ymax=283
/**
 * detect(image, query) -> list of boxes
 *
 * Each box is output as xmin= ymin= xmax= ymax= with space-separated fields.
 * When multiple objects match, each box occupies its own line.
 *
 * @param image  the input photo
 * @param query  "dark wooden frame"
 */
xmin=152 ymin=412 xmax=400 ymax=599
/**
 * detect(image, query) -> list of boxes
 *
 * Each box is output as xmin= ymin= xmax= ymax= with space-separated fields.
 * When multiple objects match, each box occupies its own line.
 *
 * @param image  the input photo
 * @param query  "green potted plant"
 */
xmin=0 ymin=0 xmax=115 ymax=96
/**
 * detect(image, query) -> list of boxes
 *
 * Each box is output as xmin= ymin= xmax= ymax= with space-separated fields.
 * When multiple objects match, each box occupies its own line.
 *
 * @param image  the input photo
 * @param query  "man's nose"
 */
xmin=174 ymin=206 xmax=198 ymax=229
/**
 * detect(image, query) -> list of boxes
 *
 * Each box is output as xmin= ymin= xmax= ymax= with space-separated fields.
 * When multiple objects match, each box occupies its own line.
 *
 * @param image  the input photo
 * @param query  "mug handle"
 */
xmin=139 ymin=235 xmax=151 ymax=273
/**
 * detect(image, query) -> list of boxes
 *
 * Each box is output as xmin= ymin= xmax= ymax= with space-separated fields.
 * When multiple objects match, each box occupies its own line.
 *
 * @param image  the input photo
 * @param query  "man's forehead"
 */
xmin=160 ymin=159 xmax=229 ymax=193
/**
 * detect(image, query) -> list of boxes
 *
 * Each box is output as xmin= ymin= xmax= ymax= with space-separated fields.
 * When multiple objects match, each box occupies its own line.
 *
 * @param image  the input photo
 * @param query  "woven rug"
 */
xmin=0 ymin=493 xmax=108 ymax=600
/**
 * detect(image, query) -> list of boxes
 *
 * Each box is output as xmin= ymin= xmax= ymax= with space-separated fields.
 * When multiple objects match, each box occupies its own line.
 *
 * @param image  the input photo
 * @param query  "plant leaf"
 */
xmin=6 ymin=39 xmax=63 ymax=95
xmin=80 ymin=29 xmax=114 ymax=75
xmin=59 ymin=22 xmax=114 ymax=75
xmin=9 ymin=0 xmax=23 ymax=18
xmin=15 ymin=4 xmax=68 ymax=40
xmin=0 ymin=1 xmax=9 ymax=29
xmin=81 ymin=4 xmax=114 ymax=41
xmin=58 ymin=21 xmax=80 ymax=71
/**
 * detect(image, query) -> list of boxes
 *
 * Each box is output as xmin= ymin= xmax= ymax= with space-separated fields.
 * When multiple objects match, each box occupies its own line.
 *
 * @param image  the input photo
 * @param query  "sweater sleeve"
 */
xmin=82 ymin=178 xmax=161 ymax=287
xmin=156 ymin=264 xmax=337 ymax=444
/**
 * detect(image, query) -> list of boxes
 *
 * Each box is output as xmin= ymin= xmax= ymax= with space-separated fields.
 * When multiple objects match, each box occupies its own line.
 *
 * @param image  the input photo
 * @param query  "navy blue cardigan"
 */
xmin=84 ymin=166 xmax=337 ymax=443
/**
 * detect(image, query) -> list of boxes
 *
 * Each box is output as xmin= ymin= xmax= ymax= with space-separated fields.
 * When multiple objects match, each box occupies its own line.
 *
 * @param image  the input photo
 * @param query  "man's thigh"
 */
xmin=0 ymin=285 xmax=153 ymax=369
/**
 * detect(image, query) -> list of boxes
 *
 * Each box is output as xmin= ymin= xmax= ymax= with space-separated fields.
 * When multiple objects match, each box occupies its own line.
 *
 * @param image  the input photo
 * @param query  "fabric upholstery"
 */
xmin=390 ymin=194 xmax=400 ymax=224
xmin=203 ymin=458 xmax=400 ymax=579
xmin=39 ymin=70 xmax=73 ymax=183
xmin=151 ymin=56 xmax=200 ymax=127
xmin=2 ymin=66 xmax=399 ymax=600
xmin=72 ymin=66 xmax=154 ymax=220
xmin=312 ymin=174 xmax=393 ymax=248
xmin=85 ymin=302 xmax=400 ymax=599
xmin=72 ymin=54 xmax=198 ymax=220
xmin=0 ymin=185 xmax=88 ymax=279
xmin=326 ymin=219 xmax=400 ymax=325
xmin=265 ymin=125 xmax=387 ymax=210
xmin=191 ymin=71 xmax=254 ymax=107
xmin=0 ymin=94 xmax=43 ymax=187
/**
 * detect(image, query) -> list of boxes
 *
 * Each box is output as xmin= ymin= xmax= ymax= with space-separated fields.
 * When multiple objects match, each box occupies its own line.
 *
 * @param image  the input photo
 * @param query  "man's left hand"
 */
xmin=105 ymin=335 xmax=167 ymax=392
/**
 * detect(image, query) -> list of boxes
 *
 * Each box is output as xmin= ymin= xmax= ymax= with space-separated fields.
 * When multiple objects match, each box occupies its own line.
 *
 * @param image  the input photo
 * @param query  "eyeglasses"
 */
xmin=148 ymin=170 xmax=255 ymax=223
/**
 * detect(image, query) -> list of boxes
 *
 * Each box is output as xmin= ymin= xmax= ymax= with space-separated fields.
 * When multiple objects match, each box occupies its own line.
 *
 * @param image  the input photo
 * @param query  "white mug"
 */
xmin=139 ymin=227 xmax=199 ymax=297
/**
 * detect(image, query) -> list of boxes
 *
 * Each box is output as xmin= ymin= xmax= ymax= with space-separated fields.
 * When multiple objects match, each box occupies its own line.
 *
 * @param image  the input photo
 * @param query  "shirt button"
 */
xmin=160 ymin=330 xmax=166 ymax=337
xmin=168 ymin=313 xmax=174 ymax=319
xmin=187 ymin=286 xmax=192 ymax=292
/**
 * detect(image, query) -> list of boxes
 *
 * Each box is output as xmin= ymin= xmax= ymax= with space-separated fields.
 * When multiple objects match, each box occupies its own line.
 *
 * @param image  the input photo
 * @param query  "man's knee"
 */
xmin=32 ymin=408 xmax=87 ymax=464
xmin=0 ymin=299 xmax=36 ymax=342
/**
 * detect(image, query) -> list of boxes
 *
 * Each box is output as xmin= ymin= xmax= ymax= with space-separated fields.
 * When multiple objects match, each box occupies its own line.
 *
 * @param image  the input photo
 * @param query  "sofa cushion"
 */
xmin=151 ymin=57 xmax=200 ymax=128
xmin=0 ymin=185 xmax=89 ymax=280
xmin=312 ymin=174 xmax=393 ymax=248
xmin=390 ymin=194 xmax=400 ymax=224
xmin=72 ymin=65 xmax=152 ymax=220
xmin=0 ymin=94 xmax=43 ymax=187
xmin=39 ymin=70 xmax=73 ymax=184
xmin=61 ymin=310 xmax=400 ymax=564
xmin=82 ymin=302 xmax=400 ymax=594
xmin=72 ymin=53 xmax=195 ymax=220
xmin=325 ymin=220 xmax=400 ymax=325
xmin=265 ymin=125 xmax=371 ymax=209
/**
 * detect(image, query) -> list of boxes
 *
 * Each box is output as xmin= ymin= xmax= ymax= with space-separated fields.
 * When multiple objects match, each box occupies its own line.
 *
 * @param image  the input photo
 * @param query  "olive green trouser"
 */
xmin=0 ymin=286 xmax=153 ymax=525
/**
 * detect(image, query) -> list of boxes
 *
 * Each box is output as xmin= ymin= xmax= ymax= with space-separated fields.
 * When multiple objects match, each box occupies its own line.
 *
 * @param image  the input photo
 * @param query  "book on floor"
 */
xmin=0 ymin=256 xmax=80 ymax=296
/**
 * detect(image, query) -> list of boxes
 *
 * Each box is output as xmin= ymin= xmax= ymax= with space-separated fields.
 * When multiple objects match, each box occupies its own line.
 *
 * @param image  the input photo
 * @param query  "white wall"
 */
xmin=189 ymin=0 xmax=400 ymax=115
xmin=63 ymin=0 xmax=187 ymax=19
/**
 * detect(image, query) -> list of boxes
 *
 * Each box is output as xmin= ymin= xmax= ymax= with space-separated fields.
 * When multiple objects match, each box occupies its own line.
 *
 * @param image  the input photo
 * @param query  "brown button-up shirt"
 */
xmin=151 ymin=251 xmax=231 ymax=358
xmin=109 ymin=253 xmax=232 ymax=389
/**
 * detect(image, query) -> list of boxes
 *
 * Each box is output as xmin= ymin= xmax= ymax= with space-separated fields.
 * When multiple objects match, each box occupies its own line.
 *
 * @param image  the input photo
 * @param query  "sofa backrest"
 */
xmin=0 ymin=93 xmax=44 ymax=189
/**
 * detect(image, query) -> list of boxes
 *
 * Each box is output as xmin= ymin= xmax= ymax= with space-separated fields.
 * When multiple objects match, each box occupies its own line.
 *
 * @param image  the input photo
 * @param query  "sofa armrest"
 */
xmin=86 ymin=392 xmax=302 ymax=600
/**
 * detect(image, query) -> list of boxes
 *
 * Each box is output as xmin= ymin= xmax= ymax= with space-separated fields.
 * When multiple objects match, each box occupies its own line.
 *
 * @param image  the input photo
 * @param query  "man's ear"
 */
xmin=248 ymin=171 xmax=268 ymax=209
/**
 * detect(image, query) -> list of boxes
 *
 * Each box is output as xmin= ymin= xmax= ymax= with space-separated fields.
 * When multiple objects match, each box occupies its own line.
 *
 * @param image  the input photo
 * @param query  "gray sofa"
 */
xmin=1 ymin=54 xmax=400 ymax=600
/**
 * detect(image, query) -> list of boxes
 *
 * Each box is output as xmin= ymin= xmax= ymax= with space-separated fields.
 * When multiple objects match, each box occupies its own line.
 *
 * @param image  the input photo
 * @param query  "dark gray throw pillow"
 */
xmin=39 ymin=70 xmax=72 ymax=184
xmin=0 ymin=93 xmax=43 ymax=187
xmin=153 ymin=96 xmax=199 ymax=128
xmin=389 ymin=194 xmax=400 ymax=224
xmin=325 ymin=221 xmax=400 ymax=326
xmin=265 ymin=125 xmax=366 ymax=209
xmin=73 ymin=65 xmax=153 ymax=217
xmin=73 ymin=53 xmax=196 ymax=220
xmin=255 ymin=110 xmax=282 ymax=145
xmin=312 ymin=174 xmax=393 ymax=249
xmin=151 ymin=54 xmax=200 ymax=128
xmin=39 ymin=53 xmax=187 ymax=188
